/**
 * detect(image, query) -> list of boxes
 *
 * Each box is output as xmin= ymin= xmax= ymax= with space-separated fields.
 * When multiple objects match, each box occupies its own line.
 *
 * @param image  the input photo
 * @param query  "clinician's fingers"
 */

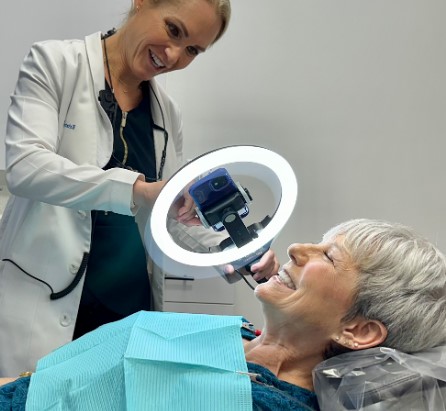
xmin=224 ymin=264 xmax=235 ymax=274
xmin=175 ymin=191 xmax=201 ymax=225
xmin=251 ymin=250 xmax=280 ymax=282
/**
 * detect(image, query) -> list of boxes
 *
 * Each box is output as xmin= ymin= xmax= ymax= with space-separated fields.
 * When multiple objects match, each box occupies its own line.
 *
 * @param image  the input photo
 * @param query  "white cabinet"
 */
xmin=163 ymin=274 xmax=236 ymax=315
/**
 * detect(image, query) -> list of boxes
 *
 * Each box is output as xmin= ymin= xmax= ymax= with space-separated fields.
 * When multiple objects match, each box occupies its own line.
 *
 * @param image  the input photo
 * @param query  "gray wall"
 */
xmin=165 ymin=0 xmax=446 ymax=325
xmin=0 ymin=0 xmax=130 ymax=171
xmin=2 ymin=1 xmax=446 ymax=326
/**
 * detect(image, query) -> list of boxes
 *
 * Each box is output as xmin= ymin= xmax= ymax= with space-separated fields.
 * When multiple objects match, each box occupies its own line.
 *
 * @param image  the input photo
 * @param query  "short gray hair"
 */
xmin=324 ymin=218 xmax=446 ymax=353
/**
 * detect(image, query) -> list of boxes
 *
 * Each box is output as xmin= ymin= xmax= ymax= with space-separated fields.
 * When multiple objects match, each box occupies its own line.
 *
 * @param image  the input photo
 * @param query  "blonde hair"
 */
xmin=129 ymin=0 xmax=231 ymax=43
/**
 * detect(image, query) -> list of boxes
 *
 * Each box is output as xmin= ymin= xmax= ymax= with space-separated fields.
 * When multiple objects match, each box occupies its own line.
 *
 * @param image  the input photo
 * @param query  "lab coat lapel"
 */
xmin=85 ymin=32 xmax=106 ymax=106
xmin=85 ymin=32 xmax=113 ymax=167
xmin=149 ymin=80 xmax=169 ymax=179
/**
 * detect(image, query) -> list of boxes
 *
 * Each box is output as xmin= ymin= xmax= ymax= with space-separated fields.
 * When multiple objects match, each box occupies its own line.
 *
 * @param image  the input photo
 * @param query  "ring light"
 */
xmin=146 ymin=145 xmax=298 ymax=278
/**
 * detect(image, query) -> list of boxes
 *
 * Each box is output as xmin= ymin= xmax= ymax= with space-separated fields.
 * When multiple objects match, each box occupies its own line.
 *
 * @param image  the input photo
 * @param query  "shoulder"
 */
xmin=248 ymin=363 xmax=320 ymax=410
xmin=18 ymin=33 xmax=102 ymax=96
xmin=28 ymin=37 xmax=84 ymax=61
xmin=21 ymin=38 xmax=84 ymax=86
xmin=0 ymin=376 xmax=30 ymax=409
xmin=25 ymin=32 xmax=99 ymax=71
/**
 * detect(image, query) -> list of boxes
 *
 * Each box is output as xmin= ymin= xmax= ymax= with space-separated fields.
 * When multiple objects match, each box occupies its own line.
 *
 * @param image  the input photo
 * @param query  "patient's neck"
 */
xmin=244 ymin=328 xmax=326 ymax=391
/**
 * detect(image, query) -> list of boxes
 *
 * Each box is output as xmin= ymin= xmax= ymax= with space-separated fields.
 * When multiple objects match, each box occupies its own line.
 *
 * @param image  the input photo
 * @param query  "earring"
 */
xmin=353 ymin=342 xmax=359 ymax=348
xmin=335 ymin=336 xmax=340 ymax=341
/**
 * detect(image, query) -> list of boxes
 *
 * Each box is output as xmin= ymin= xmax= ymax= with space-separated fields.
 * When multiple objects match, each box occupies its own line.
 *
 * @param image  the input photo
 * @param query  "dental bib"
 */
xmin=26 ymin=312 xmax=252 ymax=411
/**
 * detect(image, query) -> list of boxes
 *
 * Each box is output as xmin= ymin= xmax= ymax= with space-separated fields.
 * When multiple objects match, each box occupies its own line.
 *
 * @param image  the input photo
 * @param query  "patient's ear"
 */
xmin=340 ymin=318 xmax=388 ymax=350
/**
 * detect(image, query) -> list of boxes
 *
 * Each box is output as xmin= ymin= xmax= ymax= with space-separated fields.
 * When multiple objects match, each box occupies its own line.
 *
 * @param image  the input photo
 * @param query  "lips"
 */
xmin=149 ymin=50 xmax=165 ymax=69
xmin=277 ymin=270 xmax=296 ymax=290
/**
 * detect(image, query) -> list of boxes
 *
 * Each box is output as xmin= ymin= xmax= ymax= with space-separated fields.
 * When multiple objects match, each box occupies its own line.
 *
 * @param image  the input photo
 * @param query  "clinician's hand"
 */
xmin=250 ymin=249 xmax=280 ymax=282
xmin=176 ymin=189 xmax=201 ymax=226
xmin=224 ymin=249 xmax=280 ymax=283
xmin=172 ymin=182 xmax=203 ymax=226
xmin=133 ymin=178 xmax=201 ymax=225
xmin=132 ymin=179 xmax=165 ymax=209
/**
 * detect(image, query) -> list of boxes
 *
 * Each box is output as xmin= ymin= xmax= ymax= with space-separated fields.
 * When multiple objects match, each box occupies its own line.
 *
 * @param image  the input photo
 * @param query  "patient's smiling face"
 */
xmin=255 ymin=237 xmax=359 ymax=329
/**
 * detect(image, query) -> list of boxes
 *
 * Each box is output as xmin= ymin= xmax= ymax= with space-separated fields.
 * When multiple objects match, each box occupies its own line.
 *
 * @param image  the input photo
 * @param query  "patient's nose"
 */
xmin=287 ymin=243 xmax=311 ymax=266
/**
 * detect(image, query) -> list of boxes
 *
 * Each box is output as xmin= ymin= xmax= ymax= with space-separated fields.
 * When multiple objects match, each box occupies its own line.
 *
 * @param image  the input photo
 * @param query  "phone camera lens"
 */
xmin=210 ymin=176 xmax=228 ymax=190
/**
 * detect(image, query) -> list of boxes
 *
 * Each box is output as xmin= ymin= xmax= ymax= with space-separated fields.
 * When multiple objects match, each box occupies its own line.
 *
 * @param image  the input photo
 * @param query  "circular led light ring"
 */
xmin=150 ymin=145 xmax=298 ymax=268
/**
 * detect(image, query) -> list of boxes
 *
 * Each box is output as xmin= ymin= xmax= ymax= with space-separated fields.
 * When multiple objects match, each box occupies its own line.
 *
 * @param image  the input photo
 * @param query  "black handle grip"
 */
xmin=165 ymin=276 xmax=195 ymax=281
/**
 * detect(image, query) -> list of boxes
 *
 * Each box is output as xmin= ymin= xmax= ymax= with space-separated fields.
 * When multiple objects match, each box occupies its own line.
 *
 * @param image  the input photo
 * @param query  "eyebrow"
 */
xmin=177 ymin=19 xmax=206 ymax=53
xmin=323 ymin=243 xmax=345 ymax=260
xmin=329 ymin=243 xmax=346 ymax=255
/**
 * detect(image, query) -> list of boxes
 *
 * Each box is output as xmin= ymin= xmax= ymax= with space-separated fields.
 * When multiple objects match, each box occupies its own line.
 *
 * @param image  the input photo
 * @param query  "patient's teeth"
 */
xmin=278 ymin=270 xmax=296 ymax=290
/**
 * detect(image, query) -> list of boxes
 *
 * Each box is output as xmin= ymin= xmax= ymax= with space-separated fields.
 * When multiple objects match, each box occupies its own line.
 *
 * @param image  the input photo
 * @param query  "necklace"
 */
xmin=117 ymin=78 xmax=131 ymax=94
xmin=103 ymin=37 xmax=129 ymax=165
xmin=101 ymin=29 xmax=168 ymax=181
xmin=103 ymin=39 xmax=139 ymax=94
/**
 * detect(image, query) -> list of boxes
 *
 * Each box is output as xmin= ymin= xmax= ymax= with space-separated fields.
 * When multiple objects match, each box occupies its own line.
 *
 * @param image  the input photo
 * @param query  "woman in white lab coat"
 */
xmin=0 ymin=0 xmax=279 ymax=376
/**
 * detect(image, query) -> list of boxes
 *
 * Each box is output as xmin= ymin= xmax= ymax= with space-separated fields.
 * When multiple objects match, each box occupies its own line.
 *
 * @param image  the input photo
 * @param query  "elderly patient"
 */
xmin=1 ymin=218 xmax=446 ymax=410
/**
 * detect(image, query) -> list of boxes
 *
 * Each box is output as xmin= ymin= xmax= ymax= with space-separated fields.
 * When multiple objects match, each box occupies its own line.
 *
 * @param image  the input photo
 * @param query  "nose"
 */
xmin=287 ymin=243 xmax=315 ymax=266
xmin=165 ymin=45 xmax=184 ymax=68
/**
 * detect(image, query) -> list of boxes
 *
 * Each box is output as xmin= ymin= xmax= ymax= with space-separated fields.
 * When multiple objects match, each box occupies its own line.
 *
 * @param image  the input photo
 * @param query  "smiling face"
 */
xmin=120 ymin=0 xmax=222 ymax=81
xmin=255 ymin=237 xmax=359 ymax=331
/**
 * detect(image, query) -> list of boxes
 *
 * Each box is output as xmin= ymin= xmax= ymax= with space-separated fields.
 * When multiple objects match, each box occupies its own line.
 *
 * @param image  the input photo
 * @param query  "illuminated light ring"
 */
xmin=147 ymin=145 xmax=298 ymax=274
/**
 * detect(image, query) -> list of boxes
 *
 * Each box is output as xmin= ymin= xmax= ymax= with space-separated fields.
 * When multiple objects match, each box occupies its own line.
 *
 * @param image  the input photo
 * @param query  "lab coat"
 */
xmin=0 ymin=32 xmax=208 ymax=376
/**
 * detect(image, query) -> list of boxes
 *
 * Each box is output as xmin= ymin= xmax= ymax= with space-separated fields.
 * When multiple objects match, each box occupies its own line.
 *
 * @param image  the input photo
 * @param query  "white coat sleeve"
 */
xmin=5 ymin=40 xmax=139 ymax=214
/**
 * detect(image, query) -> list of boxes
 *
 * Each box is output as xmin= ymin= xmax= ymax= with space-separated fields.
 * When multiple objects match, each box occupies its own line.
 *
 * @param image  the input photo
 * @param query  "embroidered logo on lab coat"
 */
xmin=63 ymin=123 xmax=76 ymax=130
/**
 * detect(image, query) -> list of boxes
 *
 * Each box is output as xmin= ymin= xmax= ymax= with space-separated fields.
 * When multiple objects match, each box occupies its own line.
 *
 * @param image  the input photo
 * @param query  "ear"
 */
xmin=134 ymin=0 xmax=144 ymax=11
xmin=340 ymin=318 xmax=388 ymax=350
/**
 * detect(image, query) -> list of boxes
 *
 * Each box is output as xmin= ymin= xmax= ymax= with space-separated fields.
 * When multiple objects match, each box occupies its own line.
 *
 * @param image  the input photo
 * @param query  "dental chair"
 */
xmin=313 ymin=346 xmax=446 ymax=410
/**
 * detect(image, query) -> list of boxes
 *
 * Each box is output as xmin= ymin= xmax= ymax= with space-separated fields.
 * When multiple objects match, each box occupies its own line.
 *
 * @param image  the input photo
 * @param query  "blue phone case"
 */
xmin=189 ymin=168 xmax=249 ymax=231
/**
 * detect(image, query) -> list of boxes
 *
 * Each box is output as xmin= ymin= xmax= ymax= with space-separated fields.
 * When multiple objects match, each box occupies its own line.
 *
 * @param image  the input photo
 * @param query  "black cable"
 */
xmin=234 ymin=269 xmax=256 ymax=290
xmin=2 ymin=210 xmax=97 ymax=300
xmin=2 ymin=254 xmax=90 ymax=300
xmin=49 ymin=252 xmax=90 ymax=300
xmin=2 ymin=259 xmax=55 ymax=294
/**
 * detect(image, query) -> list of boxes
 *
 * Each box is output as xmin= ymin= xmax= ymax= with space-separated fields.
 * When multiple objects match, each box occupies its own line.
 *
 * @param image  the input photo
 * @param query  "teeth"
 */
xmin=278 ymin=270 xmax=296 ymax=290
xmin=150 ymin=50 xmax=165 ymax=68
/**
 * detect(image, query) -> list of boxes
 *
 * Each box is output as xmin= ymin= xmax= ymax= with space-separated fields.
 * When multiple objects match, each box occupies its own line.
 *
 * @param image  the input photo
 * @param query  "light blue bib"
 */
xmin=26 ymin=311 xmax=252 ymax=410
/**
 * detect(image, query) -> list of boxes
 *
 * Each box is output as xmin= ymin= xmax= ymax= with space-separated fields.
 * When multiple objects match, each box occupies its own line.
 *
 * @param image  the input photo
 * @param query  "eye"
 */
xmin=186 ymin=46 xmax=199 ymax=57
xmin=324 ymin=251 xmax=335 ymax=265
xmin=166 ymin=22 xmax=181 ymax=39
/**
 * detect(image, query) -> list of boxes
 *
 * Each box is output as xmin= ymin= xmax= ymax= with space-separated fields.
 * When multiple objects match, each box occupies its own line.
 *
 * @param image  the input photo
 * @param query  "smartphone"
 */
xmin=188 ymin=168 xmax=250 ymax=231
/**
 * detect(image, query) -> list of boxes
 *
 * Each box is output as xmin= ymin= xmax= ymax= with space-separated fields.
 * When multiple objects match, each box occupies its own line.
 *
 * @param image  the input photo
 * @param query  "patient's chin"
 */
xmin=253 ymin=281 xmax=275 ymax=301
